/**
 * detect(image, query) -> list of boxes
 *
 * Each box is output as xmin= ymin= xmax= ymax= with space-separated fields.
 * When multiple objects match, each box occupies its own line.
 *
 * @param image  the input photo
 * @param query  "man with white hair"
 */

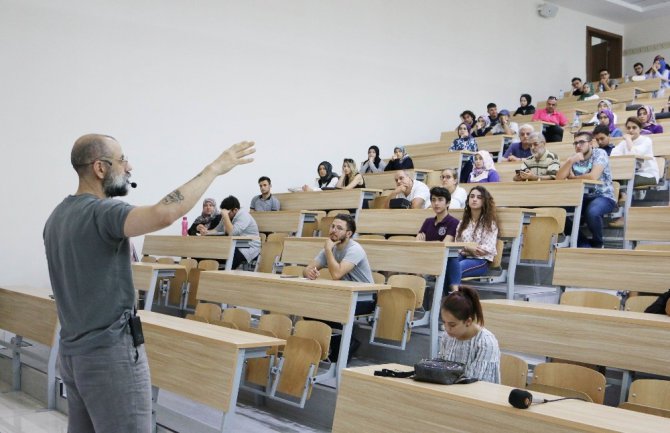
xmin=502 ymin=123 xmax=535 ymax=161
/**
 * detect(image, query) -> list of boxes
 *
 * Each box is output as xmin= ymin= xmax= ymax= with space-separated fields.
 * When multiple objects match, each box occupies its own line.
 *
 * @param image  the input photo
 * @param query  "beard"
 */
xmin=103 ymin=171 xmax=129 ymax=198
xmin=329 ymin=232 xmax=347 ymax=243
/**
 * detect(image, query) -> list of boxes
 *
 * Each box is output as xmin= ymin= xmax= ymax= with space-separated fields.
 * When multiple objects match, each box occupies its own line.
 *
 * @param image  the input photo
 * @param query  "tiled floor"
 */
xmin=0 ymin=380 xmax=327 ymax=433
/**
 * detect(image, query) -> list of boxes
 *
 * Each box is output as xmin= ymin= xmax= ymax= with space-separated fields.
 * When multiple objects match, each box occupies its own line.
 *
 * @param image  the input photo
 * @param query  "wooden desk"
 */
xmin=132 ymin=262 xmax=186 ymax=311
xmin=273 ymin=189 xmax=381 ymax=216
xmin=460 ymin=180 xmax=600 ymax=247
xmin=412 ymin=151 xmax=466 ymax=172
xmin=0 ymin=286 xmax=59 ymax=409
xmin=251 ymin=210 xmax=325 ymax=236
xmin=332 ymin=363 xmax=669 ymax=433
xmin=482 ymin=299 xmax=670 ymax=403
xmin=618 ymin=77 xmax=662 ymax=93
xmin=363 ymin=169 xmax=431 ymax=190
xmin=142 ymin=234 xmax=258 ymax=263
xmin=196 ymin=270 xmax=387 ymax=386
xmin=138 ymin=310 xmax=284 ymax=432
xmin=625 ymin=206 xmax=670 ymax=246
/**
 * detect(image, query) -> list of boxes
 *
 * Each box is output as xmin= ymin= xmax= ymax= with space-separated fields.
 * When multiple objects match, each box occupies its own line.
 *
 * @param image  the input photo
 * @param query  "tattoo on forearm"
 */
xmin=161 ymin=189 xmax=184 ymax=205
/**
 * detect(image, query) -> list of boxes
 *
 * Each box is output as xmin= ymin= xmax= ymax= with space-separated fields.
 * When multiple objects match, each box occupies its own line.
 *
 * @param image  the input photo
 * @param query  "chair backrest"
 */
xmin=520 ymin=216 xmax=560 ymax=262
xmin=317 ymin=217 xmax=335 ymax=237
xmin=198 ymin=259 xmax=220 ymax=271
xmin=327 ymin=209 xmax=350 ymax=216
xmin=500 ymin=353 xmax=528 ymax=389
xmin=222 ymin=308 xmax=251 ymax=331
xmin=371 ymin=271 xmax=386 ymax=284
xmin=194 ymin=302 xmax=222 ymax=322
xmin=624 ymin=296 xmax=657 ymax=313
xmin=374 ymin=287 xmax=416 ymax=342
xmin=256 ymin=241 xmax=283 ymax=273
xmin=259 ymin=313 xmax=293 ymax=340
xmin=209 ymin=319 xmax=238 ymax=329
xmin=560 ymin=291 xmax=621 ymax=310
xmin=267 ymin=232 xmax=291 ymax=243
xmin=371 ymin=195 xmax=389 ymax=209
xmin=490 ymin=239 xmax=505 ymax=269
xmin=281 ymin=265 xmax=305 ymax=277
xmin=141 ymin=255 xmax=158 ymax=263
xmin=179 ymin=258 xmax=198 ymax=274
xmin=185 ymin=313 xmax=208 ymax=323
xmin=317 ymin=268 xmax=333 ymax=280
xmin=275 ymin=335 xmax=322 ymax=398
xmin=157 ymin=257 xmax=175 ymax=264
xmin=184 ymin=259 xmax=220 ymax=308
xmin=531 ymin=362 xmax=606 ymax=404
xmin=294 ymin=320 xmax=331 ymax=361
xmin=259 ymin=233 xmax=267 ymax=243
xmin=628 ymin=379 xmax=670 ymax=410
xmin=387 ymin=274 xmax=426 ymax=310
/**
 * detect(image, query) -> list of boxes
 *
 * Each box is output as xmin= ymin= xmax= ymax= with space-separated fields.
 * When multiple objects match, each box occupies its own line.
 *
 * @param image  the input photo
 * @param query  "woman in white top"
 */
xmin=439 ymin=286 xmax=500 ymax=383
xmin=611 ymin=117 xmax=659 ymax=187
xmin=440 ymin=168 xmax=467 ymax=209
xmin=301 ymin=161 xmax=339 ymax=191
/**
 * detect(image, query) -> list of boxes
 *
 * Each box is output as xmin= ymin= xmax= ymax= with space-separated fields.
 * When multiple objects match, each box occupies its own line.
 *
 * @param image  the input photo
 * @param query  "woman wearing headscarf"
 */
xmin=360 ymin=145 xmax=387 ymax=173
xmin=638 ymin=105 xmax=664 ymax=134
xmin=471 ymin=115 xmax=492 ymax=138
xmin=384 ymin=146 xmax=414 ymax=171
xmin=513 ymin=94 xmax=535 ymax=116
xmin=586 ymin=99 xmax=618 ymax=125
xmin=468 ymin=150 xmax=500 ymax=183
xmin=303 ymin=161 xmax=340 ymax=191
xmin=578 ymin=82 xmax=599 ymax=101
xmin=450 ymin=122 xmax=478 ymax=183
xmin=646 ymin=55 xmax=670 ymax=97
xmin=596 ymin=109 xmax=623 ymax=137
xmin=188 ymin=198 xmax=221 ymax=235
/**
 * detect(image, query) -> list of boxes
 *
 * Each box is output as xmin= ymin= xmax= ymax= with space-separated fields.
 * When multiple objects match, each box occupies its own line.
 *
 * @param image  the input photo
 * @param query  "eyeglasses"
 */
xmin=573 ymin=140 xmax=591 ymax=147
xmin=99 ymin=156 xmax=129 ymax=166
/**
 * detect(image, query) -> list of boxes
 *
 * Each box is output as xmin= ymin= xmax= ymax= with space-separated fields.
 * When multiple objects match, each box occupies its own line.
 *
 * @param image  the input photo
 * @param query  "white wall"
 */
xmin=624 ymin=14 xmax=670 ymax=76
xmin=1 ymin=0 xmax=624 ymax=287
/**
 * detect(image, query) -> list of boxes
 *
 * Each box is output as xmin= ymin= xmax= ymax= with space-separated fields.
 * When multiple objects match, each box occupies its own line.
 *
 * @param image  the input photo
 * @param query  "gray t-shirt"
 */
xmin=314 ymin=239 xmax=373 ymax=283
xmin=43 ymin=194 xmax=135 ymax=355
xmin=250 ymin=194 xmax=280 ymax=211
xmin=213 ymin=209 xmax=261 ymax=261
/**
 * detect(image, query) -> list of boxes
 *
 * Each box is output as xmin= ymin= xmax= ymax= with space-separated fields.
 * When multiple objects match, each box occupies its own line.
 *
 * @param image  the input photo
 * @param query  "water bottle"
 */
xmin=558 ymin=89 xmax=564 ymax=99
xmin=181 ymin=216 xmax=188 ymax=236
xmin=624 ymin=73 xmax=630 ymax=83
xmin=572 ymin=112 xmax=580 ymax=129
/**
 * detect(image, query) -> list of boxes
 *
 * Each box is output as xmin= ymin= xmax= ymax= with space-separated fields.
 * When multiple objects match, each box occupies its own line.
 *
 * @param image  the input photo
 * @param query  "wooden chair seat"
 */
xmin=222 ymin=308 xmax=251 ymax=331
xmin=274 ymin=335 xmax=322 ymax=399
xmin=520 ymin=216 xmax=560 ymax=262
xmin=186 ymin=259 xmax=219 ymax=308
xmin=560 ymin=291 xmax=621 ymax=310
xmin=194 ymin=302 xmax=222 ymax=322
xmin=500 ymin=353 xmax=528 ymax=389
xmin=259 ymin=313 xmax=293 ymax=341
xmin=281 ymin=265 xmax=305 ymax=277
xmin=209 ymin=319 xmax=238 ymax=329
xmin=294 ymin=320 xmax=331 ymax=362
xmin=372 ymin=287 xmax=415 ymax=343
xmin=624 ymin=295 xmax=657 ymax=312
xmin=531 ymin=362 xmax=606 ymax=404
xmin=627 ymin=379 xmax=670 ymax=410
xmin=256 ymin=241 xmax=283 ymax=273
xmin=245 ymin=328 xmax=279 ymax=387
xmin=387 ymin=274 xmax=426 ymax=310
xmin=527 ymin=383 xmax=593 ymax=403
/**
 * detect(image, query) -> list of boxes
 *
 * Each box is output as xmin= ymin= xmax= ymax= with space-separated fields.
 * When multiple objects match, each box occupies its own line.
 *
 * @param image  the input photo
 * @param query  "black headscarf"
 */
xmin=363 ymin=145 xmax=382 ymax=169
xmin=317 ymin=161 xmax=338 ymax=188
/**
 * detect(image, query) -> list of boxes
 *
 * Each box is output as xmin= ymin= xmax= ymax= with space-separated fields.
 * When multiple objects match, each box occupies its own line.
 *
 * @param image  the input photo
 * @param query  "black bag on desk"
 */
xmin=389 ymin=198 xmax=411 ymax=209
xmin=413 ymin=358 xmax=465 ymax=385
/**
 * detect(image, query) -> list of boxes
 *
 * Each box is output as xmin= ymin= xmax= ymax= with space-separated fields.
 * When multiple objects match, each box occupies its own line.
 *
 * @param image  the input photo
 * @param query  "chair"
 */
xmin=185 ymin=313 xmax=208 ymax=323
xmin=259 ymin=233 xmax=267 ymax=243
xmin=317 ymin=268 xmax=333 ymax=280
xmin=141 ymin=256 xmax=157 ymax=263
xmin=520 ymin=215 xmax=561 ymax=263
xmin=624 ymin=295 xmax=657 ymax=312
xmin=500 ymin=353 xmax=528 ymax=389
xmin=259 ymin=313 xmax=293 ymax=341
xmin=371 ymin=271 xmax=386 ymax=284
xmin=157 ymin=257 xmax=175 ymax=264
xmin=185 ymin=259 xmax=219 ymax=308
xmin=370 ymin=287 xmax=415 ymax=349
xmin=256 ymin=241 xmax=283 ymax=273
xmin=270 ymin=335 xmax=322 ymax=405
xmin=267 ymin=232 xmax=290 ymax=242
xmin=317 ymin=217 xmax=335 ymax=237
xmin=194 ymin=302 xmax=222 ymax=322
xmin=387 ymin=274 xmax=426 ymax=310
xmin=209 ymin=319 xmax=238 ymax=329
xmin=560 ymin=291 xmax=621 ymax=310
xmin=222 ymin=308 xmax=252 ymax=331
xmin=327 ymin=210 xmax=350 ymax=216
xmin=530 ymin=362 xmax=606 ymax=404
xmin=167 ymin=258 xmax=197 ymax=306
xmin=370 ymin=195 xmax=389 ymax=209
xmin=281 ymin=265 xmax=305 ymax=277
xmin=293 ymin=320 xmax=331 ymax=362
xmin=245 ymin=328 xmax=279 ymax=387
xmin=625 ymin=379 xmax=670 ymax=410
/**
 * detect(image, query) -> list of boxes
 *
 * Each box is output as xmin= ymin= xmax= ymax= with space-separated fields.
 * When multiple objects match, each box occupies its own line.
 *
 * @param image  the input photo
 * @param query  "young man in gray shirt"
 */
xmin=43 ymin=134 xmax=254 ymax=432
xmin=249 ymin=176 xmax=280 ymax=211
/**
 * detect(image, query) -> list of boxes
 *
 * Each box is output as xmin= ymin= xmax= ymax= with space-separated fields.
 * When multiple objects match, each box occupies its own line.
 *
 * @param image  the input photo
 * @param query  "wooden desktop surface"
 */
xmin=142 ymin=235 xmax=258 ymax=260
xmin=332 ymin=363 xmax=670 ymax=433
xmin=0 ymin=286 xmax=57 ymax=346
xmin=482 ymin=300 xmax=670 ymax=376
xmin=138 ymin=310 xmax=284 ymax=412
xmin=197 ymin=270 xmax=387 ymax=323
xmin=273 ymin=189 xmax=381 ymax=211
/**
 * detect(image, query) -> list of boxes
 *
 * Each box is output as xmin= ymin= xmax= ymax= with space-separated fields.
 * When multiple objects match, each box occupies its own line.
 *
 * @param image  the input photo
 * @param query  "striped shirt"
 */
xmin=521 ymin=149 xmax=560 ymax=179
xmin=439 ymin=327 xmax=500 ymax=383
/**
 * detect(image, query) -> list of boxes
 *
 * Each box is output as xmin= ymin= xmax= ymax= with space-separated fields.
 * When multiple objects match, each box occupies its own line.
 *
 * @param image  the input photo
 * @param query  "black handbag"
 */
xmin=412 ymin=358 xmax=466 ymax=385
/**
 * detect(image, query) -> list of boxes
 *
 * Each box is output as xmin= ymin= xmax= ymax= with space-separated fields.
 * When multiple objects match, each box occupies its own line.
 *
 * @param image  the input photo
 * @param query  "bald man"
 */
xmin=44 ymin=134 xmax=254 ymax=432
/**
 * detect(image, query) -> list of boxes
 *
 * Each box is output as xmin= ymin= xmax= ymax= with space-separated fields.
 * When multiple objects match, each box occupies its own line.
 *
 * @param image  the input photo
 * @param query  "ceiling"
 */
xmin=548 ymin=0 xmax=670 ymax=23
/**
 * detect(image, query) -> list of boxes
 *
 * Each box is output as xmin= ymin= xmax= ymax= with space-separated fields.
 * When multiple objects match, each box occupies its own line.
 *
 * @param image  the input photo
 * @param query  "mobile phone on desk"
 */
xmin=280 ymin=274 xmax=299 ymax=278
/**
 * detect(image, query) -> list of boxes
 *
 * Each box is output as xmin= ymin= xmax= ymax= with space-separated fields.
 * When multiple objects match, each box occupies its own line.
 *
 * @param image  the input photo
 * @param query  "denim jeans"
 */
xmin=443 ymin=255 xmax=489 ymax=292
xmin=58 ymin=328 xmax=152 ymax=433
xmin=565 ymin=195 xmax=617 ymax=248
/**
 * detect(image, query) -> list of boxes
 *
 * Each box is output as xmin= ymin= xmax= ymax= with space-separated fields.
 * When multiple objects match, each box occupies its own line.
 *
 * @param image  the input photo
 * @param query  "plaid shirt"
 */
xmin=521 ymin=150 xmax=560 ymax=179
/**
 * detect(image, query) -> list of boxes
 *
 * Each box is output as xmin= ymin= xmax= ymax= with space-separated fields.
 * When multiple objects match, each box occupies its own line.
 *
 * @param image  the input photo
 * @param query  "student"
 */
xmin=578 ymin=82 xmax=599 ymax=101
xmin=445 ymin=186 xmax=499 ymax=292
xmin=513 ymin=132 xmax=559 ymax=181
xmin=502 ymin=124 xmax=534 ymax=162
xmin=204 ymin=195 xmax=261 ymax=269
xmin=360 ymin=145 xmax=387 ymax=173
xmin=556 ymin=131 xmax=616 ymax=248
xmin=638 ymin=105 xmax=664 ymax=134
xmin=391 ymin=170 xmax=430 ymax=209
xmin=585 ymin=99 xmax=619 ymax=126
xmin=250 ymin=176 xmax=280 ymax=211
xmin=337 ymin=158 xmax=365 ymax=189
xmin=571 ymin=77 xmax=584 ymax=96
xmin=440 ymin=168 xmax=467 ymax=209
xmin=513 ymin=94 xmax=535 ymax=116
xmin=592 ymin=124 xmax=615 ymax=156
xmin=532 ymin=96 xmax=567 ymax=142
xmin=384 ymin=146 xmax=414 ymax=171
xmin=468 ymin=150 xmax=500 ymax=183
xmin=471 ymin=115 xmax=492 ymax=138
xmin=632 ymin=62 xmax=645 ymax=81
xmin=188 ymin=197 xmax=222 ymax=235
xmin=595 ymin=110 xmax=623 ymax=138
xmin=490 ymin=109 xmax=519 ymax=141
xmin=458 ymin=110 xmax=477 ymax=130
xmin=611 ymin=117 xmax=659 ymax=187
xmin=439 ymin=286 xmax=501 ymax=383
xmin=595 ymin=68 xmax=618 ymax=92
xmin=302 ymin=161 xmax=339 ymax=191
xmin=450 ymin=123 xmax=478 ymax=183
xmin=416 ymin=187 xmax=460 ymax=242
